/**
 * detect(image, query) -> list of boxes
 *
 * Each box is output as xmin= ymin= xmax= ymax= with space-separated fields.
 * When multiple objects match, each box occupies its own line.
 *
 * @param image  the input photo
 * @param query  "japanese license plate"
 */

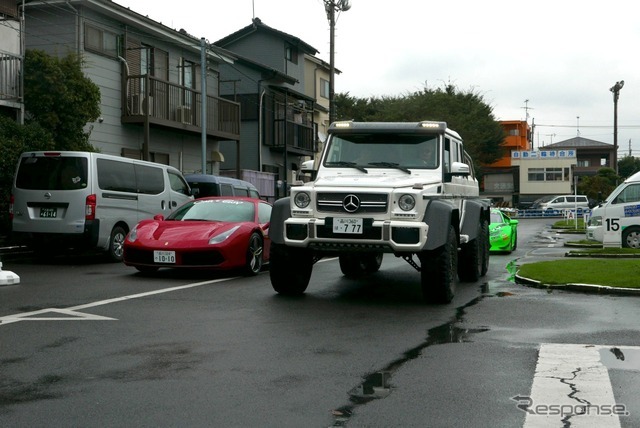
xmin=154 ymin=250 xmax=176 ymax=263
xmin=39 ymin=207 xmax=57 ymax=218
xmin=333 ymin=217 xmax=363 ymax=234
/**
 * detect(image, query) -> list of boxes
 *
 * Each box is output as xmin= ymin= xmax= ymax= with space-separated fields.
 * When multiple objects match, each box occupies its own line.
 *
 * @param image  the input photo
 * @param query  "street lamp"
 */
xmin=324 ymin=0 xmax=351 ymax=125
xmin=610 ymin=80 xmax=624 ymax=173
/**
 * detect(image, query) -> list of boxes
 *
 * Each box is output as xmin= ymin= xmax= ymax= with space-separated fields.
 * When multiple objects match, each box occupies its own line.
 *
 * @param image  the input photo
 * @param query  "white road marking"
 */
xmin=522 ymin=343 xmax=636 ymax=428
xmin=0 ymin=277 xmax=235 ymax=326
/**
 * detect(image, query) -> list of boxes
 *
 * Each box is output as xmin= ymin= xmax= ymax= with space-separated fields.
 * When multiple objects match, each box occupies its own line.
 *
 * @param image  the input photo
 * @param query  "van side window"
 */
xmin=249 ymin=189 xmax=260 ymax=199
xmin=235 ymin=187 xmax=249 ymax=197
xmin=135 ymin=164 xmax=164 ymax=194
xmin=613 ymin=184 xmax=640 ymax=204
xmin=220 ymin=183 xmax=234 ymax=196
xmin=168 ymin=171 xmax=190 ymax=195
xmin=97 ymin=158 xmax=136 ymax=192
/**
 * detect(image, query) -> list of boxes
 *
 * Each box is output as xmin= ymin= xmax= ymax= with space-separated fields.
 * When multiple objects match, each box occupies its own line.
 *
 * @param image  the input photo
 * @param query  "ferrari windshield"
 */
xmin=167 ymin=199 xmax=255 ymax=222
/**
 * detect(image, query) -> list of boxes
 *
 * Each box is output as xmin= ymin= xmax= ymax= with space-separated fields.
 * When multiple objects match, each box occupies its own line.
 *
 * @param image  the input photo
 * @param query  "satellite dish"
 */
xmin=338 ymin=0 xmax=351 ymax=11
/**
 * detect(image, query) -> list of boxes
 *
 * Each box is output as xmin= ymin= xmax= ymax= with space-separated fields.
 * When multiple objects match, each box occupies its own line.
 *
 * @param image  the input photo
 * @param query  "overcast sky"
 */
xmin=118 ymin=0 xmax=640 ymax=155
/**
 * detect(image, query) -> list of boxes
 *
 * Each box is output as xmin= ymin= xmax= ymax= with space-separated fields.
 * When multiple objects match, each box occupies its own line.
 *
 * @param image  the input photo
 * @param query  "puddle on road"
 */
xmin=599 ymin=347 xmax=640 ymax=371
xmin=331 ymin=287 xmax=495 ymax=426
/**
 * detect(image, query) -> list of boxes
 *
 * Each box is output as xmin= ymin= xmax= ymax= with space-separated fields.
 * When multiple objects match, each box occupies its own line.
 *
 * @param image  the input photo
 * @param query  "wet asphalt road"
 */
xmin=1 ymin=218 xmax=639 ymax=427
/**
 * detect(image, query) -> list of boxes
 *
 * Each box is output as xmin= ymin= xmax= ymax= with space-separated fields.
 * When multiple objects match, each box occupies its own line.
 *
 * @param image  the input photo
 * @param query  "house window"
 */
xmin=528 ymin=168 xmax=545 ymax=181
xmin=508 ymin=129 xmax=520 ymax=136
xmin=320 ymin=78 xmax=330 ymax=99
xmin=84 ymin=23 xmax=119 ymax=58
xmin=545 ymin=168 xmax=563 ymax=181
xmin=181 ymin=59 xmax=195 ymax=88
xmin=285 ymin=44 xmax=298 ymax=64
xmin=577 ymin=159 xmax=590 ymax=167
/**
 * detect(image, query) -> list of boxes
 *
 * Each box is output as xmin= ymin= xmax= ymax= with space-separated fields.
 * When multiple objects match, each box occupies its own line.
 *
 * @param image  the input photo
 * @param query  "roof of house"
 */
xmin=540 ymin=136 xmax=613 ymax=149
xmin=25 ymin=0 xmax=237 ymax=64
xmin=214 ymin=17 xmax=318 ymax=55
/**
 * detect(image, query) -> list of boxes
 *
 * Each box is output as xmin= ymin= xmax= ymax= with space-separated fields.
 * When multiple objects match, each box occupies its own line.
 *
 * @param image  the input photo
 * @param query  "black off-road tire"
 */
xmin=339 ymin=254 xmax=363 ymax=277
xmin=362 ymin=252 xmax=383 ymax=273
xmin=420 ymin=225 xmax=458 ymax=304
xmin=458 ymin=221 xmax=484 ymax=282
xmin=339 ymin=252 xmax=383 ymax=277
xmin=269 ymin=243 xmax=313 ymax=295
xmin=459 ymin=218 xmax=490 ymax=279
xmin=480 ymin=219 xmax=490 ymax=276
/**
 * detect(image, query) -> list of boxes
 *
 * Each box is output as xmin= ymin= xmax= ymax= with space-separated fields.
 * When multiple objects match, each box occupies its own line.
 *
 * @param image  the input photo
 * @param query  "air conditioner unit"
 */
xmin=176 ymin=106 xmax=191 ymax=124
xmin=131 ymin=94 xmax=153 ymax=115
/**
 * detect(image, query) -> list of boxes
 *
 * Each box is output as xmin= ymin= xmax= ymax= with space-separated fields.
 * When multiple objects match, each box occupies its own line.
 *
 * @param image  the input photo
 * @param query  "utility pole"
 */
xmin=200 ymin=37 xmax=207 ymax=175
xmin=324 ymin=0 xmax=351 ymax=125
xmin=610 ymin=80 xmax=624 ymax=174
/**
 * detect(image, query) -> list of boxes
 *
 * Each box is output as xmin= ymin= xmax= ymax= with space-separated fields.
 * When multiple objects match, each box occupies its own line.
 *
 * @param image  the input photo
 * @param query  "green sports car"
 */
xmin=489 ymin=209 xmax=518 ymax=252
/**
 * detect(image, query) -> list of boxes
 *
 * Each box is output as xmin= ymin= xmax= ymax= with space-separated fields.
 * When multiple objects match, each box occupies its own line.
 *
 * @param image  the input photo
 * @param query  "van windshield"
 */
xmin=16 ymin=156 xmax=88 ymax=190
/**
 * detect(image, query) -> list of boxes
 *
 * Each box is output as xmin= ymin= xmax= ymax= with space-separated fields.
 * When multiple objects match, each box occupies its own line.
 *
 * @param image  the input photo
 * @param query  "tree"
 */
xmin=24 ymin=49 xmax=101 ymax=151
xmin=0 ymin=117 xmax=54 ymax=234
xmin=0 ymin=50 xmax=101 ymax=235
xmin=333 ymin=84 xmax=505 ymax=171
xmin=617 ymin=155 xmax=640 ymax=180
xmin=578 ymin=167 xmax=619 ymax=202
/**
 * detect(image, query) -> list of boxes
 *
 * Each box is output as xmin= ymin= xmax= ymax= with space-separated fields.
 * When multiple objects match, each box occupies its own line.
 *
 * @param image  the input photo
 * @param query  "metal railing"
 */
xmin=123 ymin=74 xmax=240 ymax=138
xmin=0 ymin=51 xmax=21 ymax=101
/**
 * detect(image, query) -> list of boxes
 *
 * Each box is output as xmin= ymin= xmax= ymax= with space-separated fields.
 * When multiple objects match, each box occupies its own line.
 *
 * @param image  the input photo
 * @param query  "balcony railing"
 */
xmin=263 ymin=117 xmax=316 ymax=155
xmin=0 ymin=51 xmax=22 ymax=104
xmin=122 ymin=74 xmax=240 ymax=141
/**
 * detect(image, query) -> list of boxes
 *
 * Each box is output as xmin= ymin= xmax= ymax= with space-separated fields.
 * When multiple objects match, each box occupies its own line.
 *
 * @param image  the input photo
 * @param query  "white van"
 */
xmin=10 ymin=151 xmax=193 ymax=261
xmin=539 ymin=194 xmax=590 ymax=212
xmin=587 ymin=171 xmax=640 ymax=248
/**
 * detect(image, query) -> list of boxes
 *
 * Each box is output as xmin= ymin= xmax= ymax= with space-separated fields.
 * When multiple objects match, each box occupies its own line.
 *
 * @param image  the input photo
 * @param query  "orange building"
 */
xmin=481 ymin=120 xmax=531 ymax=207
xmin=488 ymin=120 xmax=531 ymax=167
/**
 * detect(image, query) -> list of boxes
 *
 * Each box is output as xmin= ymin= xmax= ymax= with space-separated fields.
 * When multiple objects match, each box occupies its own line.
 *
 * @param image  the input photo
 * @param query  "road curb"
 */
xmin=515 ymin=273 xmax=640 ymax=296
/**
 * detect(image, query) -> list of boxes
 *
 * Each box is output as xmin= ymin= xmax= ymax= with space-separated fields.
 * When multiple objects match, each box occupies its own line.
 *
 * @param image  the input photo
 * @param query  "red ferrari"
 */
xmin=123 ymin=197 xmax=272 ymax=275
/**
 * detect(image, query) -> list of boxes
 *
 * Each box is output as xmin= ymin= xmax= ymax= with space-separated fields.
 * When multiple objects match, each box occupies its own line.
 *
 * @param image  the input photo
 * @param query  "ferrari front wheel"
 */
xmin=244 ymin=232 xmax=264 ymax=276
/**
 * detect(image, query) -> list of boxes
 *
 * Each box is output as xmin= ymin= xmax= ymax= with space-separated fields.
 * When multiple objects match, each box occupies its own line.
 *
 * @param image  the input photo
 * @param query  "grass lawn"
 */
xmin=517 ymin=259 xmax=640 ymax=288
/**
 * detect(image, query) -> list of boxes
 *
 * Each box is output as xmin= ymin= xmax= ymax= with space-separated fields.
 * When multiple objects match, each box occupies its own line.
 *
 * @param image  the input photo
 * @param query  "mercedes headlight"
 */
xmin=294 ymin=192 xmax=311 ymax=209
xmin=398 ymin=194 xmax=416 ymax=211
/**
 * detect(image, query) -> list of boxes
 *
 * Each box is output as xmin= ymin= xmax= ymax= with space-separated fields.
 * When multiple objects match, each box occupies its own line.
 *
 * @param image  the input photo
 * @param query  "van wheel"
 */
xmin=108 ymin=226 xmax=127 ymax=262
xmin=244 ymin=233 xmax=264 ymax=276
xmin=622 ymin=226 xmax=640 ymax=249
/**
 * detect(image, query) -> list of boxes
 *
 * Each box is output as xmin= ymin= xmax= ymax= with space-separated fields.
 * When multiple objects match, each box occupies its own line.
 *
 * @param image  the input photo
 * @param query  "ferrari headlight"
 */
xmin=398 ymin=194 xmax=416 ymax=211
xmin=127 ymin=225 xmax=138 ymax=242
xmin=294 ymin=192 xmax=311 ymax=209
xmin=209 ymin=225 xmax=240 ymax=244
